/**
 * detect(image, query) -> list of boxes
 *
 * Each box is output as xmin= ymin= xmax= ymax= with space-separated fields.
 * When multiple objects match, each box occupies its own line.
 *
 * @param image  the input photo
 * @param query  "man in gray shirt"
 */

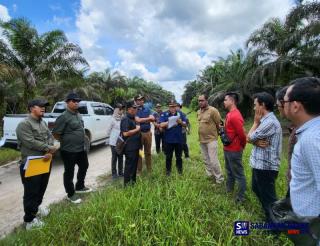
xmin=52 ymin=92 xmax=91 ymax=204
xmin=16 ymin=99 xmax=57 ymax=230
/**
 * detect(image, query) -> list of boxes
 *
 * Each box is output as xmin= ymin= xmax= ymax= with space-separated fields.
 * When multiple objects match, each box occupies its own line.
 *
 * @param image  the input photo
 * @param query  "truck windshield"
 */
xmin=53 ymin=103 xmax=88 ymax=114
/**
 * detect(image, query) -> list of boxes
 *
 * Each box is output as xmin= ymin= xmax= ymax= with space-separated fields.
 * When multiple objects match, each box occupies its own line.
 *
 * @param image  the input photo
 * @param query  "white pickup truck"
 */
xmin=0 ymin=101 xmax=114 ymax=151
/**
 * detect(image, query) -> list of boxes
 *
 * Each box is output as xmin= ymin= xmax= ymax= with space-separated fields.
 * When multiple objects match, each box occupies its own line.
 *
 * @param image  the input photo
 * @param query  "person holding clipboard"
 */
xmin=160 ymin=100 xmax=187 ymax=176
xmin=16 ymin=99 xmax=58 ymax=230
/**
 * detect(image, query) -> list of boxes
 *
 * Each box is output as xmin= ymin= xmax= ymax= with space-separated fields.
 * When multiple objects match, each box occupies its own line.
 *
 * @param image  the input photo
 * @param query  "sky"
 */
xmin=0 ymin=0 xmax=296 ymax=101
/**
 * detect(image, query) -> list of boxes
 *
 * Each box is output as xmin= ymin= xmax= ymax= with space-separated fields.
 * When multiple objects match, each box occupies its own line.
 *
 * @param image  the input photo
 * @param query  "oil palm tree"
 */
xmin=246 ymin=2 xmax=320 ymax=86
xmin=0 ymin=18 xmax=88 ymax=107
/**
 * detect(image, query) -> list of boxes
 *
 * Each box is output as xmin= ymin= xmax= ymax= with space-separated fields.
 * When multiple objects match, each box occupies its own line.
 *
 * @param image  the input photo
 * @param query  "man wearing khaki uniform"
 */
xmin=197 ymin=95 xmax=224 ymax=183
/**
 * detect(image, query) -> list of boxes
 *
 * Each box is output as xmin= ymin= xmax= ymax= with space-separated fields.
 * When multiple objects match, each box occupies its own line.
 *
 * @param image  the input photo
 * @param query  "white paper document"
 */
xmin=23 ymin=156 xmax=45 ymax=170
xmin=168 ymin=115 xmax=180 ymax=129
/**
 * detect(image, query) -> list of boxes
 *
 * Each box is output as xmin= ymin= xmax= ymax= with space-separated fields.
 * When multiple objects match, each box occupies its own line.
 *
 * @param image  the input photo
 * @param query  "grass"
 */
xmin=0 ymin=111 xmax=292 ymax=245
xmin=0 ymin=147 xmax=20 ymax=166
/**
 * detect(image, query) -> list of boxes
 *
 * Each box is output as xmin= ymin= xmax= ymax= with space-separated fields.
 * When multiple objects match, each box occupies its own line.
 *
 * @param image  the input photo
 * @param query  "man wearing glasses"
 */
xmin=53 ymin=92 xmax=92 ymax=204
xmin=284 ymin=77 xmax=320 ymax=220
xmin=197 ymin=95 xmax=224 ymax=184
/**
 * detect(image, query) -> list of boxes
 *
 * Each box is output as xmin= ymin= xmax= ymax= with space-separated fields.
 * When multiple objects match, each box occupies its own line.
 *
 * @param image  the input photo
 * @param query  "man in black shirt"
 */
xmin=120 ymin=100 xmax=141 ymax=185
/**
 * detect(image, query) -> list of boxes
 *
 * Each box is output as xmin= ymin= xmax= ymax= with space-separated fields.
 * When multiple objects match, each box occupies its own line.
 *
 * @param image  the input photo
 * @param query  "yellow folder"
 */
xmin=25 ymin=156 xmax=52 ymax=178
xmin=139 ymin=150 xmax=145 ymax=158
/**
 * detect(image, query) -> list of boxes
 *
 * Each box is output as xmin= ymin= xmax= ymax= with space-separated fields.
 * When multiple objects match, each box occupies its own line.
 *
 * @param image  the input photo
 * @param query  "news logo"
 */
xmin=234 ymin=221 xmax=250 ymax=236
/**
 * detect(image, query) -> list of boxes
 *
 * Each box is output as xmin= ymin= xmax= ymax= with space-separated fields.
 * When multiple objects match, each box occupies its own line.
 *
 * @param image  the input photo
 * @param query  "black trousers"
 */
xmin=155 ymin=132 xmax=165 ymax=153
xmin=165 ymin=143 xmax=183 ymax=174
xmin=60 ymin=150 xmax=89 ymax=197
xmin=252 ymin=168 xmax=278 ymax=221
xmin=124 ymin=149 xmax=139 ymax=186
xmin=111 ymin=146 xmax=123 ymax=176
xmin=182 ymin=133 xmax=189 ymax=158
xmin=19 ymin=163 xmax=51 ymax=222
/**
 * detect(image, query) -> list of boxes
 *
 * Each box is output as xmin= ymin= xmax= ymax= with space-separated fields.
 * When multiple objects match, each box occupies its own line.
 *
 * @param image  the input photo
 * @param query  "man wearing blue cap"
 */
xmin=160 ymin=100 xmax=187 ymax=175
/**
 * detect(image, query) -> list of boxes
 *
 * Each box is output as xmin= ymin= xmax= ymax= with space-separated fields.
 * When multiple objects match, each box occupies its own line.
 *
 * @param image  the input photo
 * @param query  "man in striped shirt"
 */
xmin=247 ymin=92 xmax=282 ymax=222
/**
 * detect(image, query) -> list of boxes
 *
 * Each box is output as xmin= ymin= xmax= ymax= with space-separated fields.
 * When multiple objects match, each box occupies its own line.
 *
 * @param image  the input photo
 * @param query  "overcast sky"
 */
xmin=0 ymin=0 xmax=296 ymax=101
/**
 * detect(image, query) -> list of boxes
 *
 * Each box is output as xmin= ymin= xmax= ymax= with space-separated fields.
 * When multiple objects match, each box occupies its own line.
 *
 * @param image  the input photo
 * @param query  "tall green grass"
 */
xmin=0 ymin=112 xmax=292 ymax=245
xmin=0 ymin=148 xmax=20 ymax=166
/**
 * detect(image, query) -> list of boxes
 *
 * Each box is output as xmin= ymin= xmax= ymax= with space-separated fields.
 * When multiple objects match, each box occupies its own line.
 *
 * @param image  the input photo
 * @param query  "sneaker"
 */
xmin=75 ymin=187 xmax=92 ymax=194
xmin=216 ymin=178 xmax=224 ymax=184
xmin=37 ymin=206 xmax=50 ymax=217
xmin=25 ymin=218 xmax=44 ymax=230
xmin=67 ymin=194 xmax=82 ymax=204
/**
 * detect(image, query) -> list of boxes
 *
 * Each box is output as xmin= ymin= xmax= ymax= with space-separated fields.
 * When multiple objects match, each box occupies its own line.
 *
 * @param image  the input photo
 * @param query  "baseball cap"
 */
xmin=168 ymin=100 xmax=177 ymax=107
xmin=65 ymin=92 xmax=81 ymax=102
xmin=126 ymin=100 xmax=138 ymax=109
xmin=28 ymin=99 xmax=50 ymax=110
xmin=136 ymin=94 xmax=145 ymax=100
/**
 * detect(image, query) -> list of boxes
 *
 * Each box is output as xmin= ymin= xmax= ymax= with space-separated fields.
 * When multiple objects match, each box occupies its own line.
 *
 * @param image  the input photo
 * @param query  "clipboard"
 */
xmin=24 ymin=156 xmax=52 ymax=177
xmin=168 ymin=115 xmax=180 ymax=129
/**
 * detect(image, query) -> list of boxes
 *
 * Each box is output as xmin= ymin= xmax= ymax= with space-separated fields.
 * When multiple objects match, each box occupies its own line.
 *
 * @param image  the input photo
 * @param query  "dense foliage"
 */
xmin=0 ymin=19 xmax=174 ymax=117
xmin=182 ymin=2 xmax=320 ymax=116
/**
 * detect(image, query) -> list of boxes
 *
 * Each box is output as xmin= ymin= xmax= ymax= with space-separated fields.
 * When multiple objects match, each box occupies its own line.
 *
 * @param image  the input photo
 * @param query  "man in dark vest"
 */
xmin=52 ymin=92 xmax=92 ymax=204
xmin=120 ymin=100 xmax=141 ymax=185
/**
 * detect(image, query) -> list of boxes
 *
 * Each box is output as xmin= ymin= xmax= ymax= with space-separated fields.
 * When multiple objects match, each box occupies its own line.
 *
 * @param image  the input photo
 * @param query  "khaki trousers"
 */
xmin=137 ymin=131 xmax=152 ymax=173
xmin=200 ymin=140 xmax=224 ymax=183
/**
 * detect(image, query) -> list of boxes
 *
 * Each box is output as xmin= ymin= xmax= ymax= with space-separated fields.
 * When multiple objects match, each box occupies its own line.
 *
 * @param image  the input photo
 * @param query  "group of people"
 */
xmin=15 ymin=76 xmax=320 ymax=241
xmin=108 ymin=95 xmax=191 ymax=185
xmin=197 ymin=77 xmax=320 ymax=243
xmin=16 ymin=92 xmax=92 ymax=229
xmin=198 ymin=77 xmax=320 ymax=225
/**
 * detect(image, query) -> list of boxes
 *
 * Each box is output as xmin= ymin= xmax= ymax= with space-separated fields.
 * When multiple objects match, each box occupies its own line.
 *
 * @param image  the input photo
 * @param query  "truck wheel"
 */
xmin=84 ymin=135 xmax=90 ymax=153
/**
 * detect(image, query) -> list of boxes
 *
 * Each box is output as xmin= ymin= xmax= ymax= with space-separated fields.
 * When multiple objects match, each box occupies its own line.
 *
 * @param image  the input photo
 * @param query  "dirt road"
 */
xmin=0 ymin=144 xmax=112 ymax=237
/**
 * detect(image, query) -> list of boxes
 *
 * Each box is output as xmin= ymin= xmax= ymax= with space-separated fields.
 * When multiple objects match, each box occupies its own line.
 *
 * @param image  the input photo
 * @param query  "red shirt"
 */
xmin=223 ymin=108 xmax=246 ymax=152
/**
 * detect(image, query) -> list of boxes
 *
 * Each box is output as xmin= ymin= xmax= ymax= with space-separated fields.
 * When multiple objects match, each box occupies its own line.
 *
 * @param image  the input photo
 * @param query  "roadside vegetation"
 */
xmin=0 ymin=148 xmax=20 ymax=166
xmin=0 ymin=112 xmax=292 ymax=245
xmin=182 ymin=2 xmax=320 ymax=116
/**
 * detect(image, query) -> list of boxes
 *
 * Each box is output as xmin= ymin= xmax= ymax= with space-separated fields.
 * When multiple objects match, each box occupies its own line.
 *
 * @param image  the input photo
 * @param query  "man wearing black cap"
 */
xmin=153 ymin=103 xmax=165 ymax=153
xmin=16 ymin=99 xmax=57 ymax=230
xmin=160 ymin=100 xmax=187 ymax=175
xmin=120 ymin=100 xmax=141 ymax=185
xmin=135 ymin=95 xmax=155 ymax=174
xmin=52 ymin=92 xmax=91 ymax=204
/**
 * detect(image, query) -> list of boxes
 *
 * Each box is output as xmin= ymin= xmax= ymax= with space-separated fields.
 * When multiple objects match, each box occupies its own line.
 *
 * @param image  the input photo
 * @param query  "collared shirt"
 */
xmin=290 ymin=116 xmax=320 ymax=217
xmin=153 ymin=110 xmax=162 ymax=135
xmin=248 ymin=112 xmax=282 ymax=171
xmin=136 ymin=106 xmax=152 ymax=132
xmin=120 ymin=113 xmax=141 ymax=151
xmin=159 ymin=111 xmax=186 ymax=144
xmin=107 ymin=117 xmax=121 ymax=146
xmin=197 ymin=106 xmax=221 ymax=143
xmin=52 ymin=108 xmax=85 ymax=152
xmin=16 ymin=115 xmax=54 ymax=162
